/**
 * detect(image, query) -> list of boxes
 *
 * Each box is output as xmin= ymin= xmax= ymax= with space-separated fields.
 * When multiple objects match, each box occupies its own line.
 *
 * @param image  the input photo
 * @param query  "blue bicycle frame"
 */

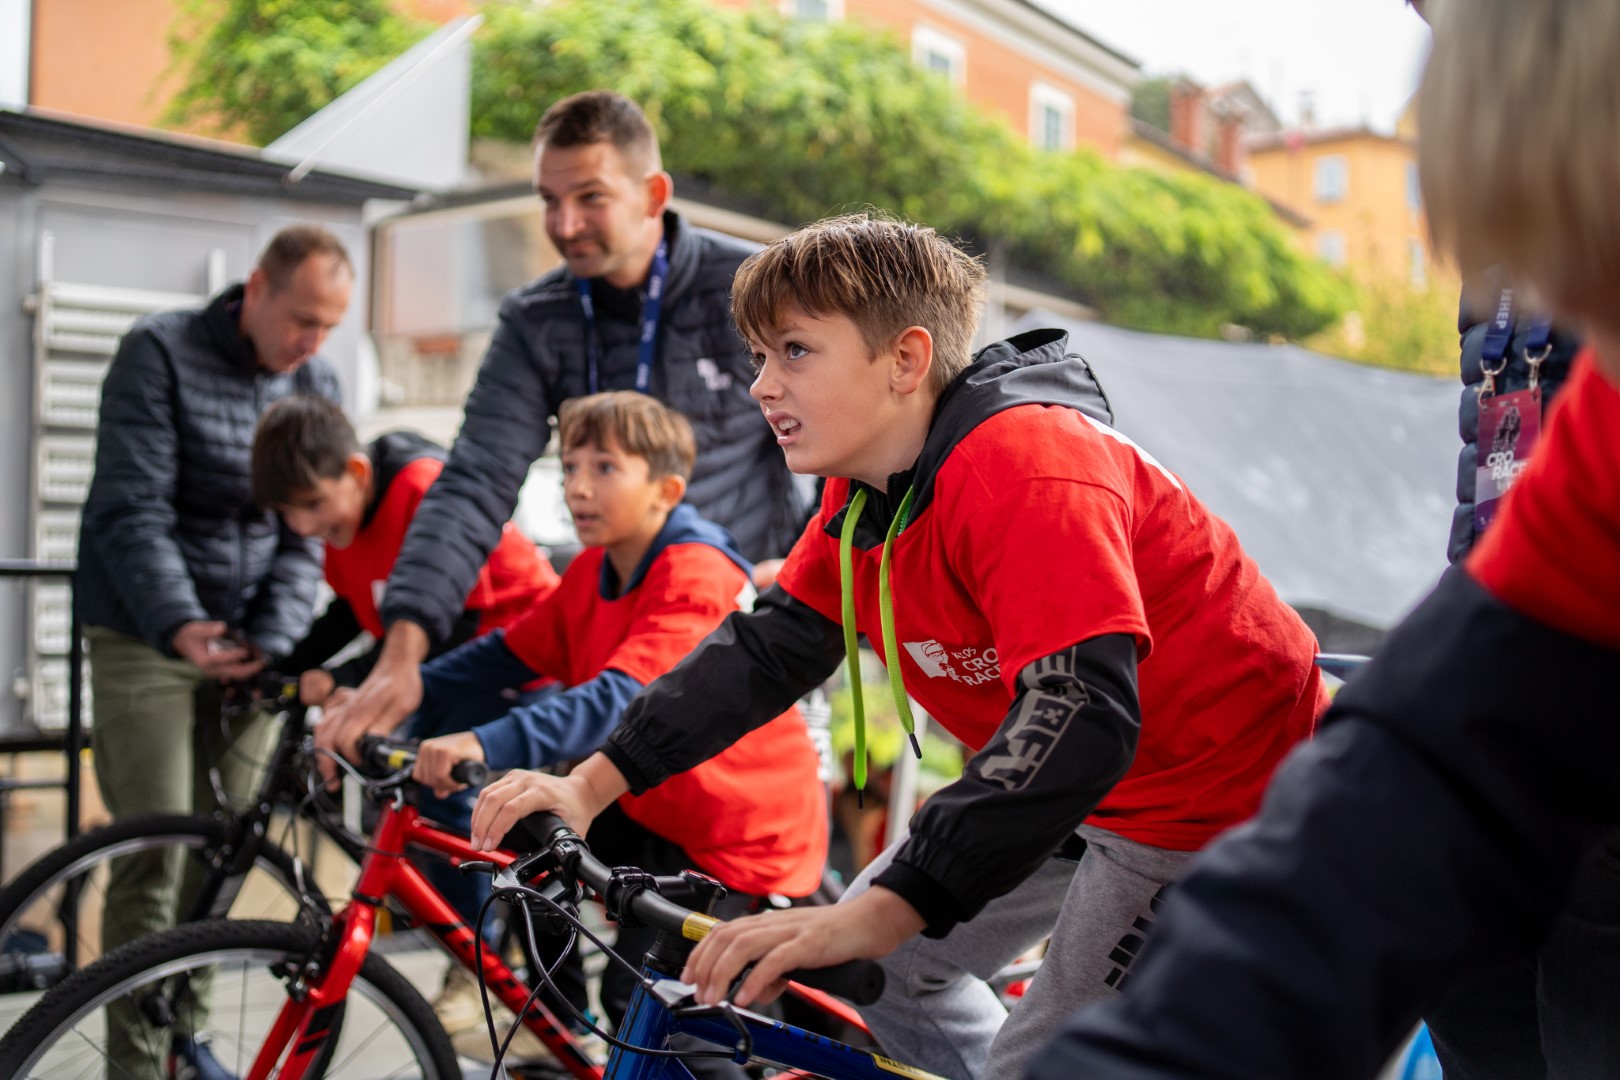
xmin=606 ymin=967 xmax=945 ymax=1080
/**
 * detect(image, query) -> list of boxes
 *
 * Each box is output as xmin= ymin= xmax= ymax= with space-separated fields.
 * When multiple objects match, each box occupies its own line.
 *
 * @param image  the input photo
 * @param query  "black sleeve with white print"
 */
xmin=872 ymin=634 xmax=1141 ymax=936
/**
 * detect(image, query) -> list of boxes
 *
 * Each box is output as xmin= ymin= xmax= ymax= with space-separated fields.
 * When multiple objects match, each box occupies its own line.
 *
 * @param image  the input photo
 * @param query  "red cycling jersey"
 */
xmin=778 ymin=404 xmax=1325 ymax=851
xmin=504 ymin=540 xmax=828 ymax=897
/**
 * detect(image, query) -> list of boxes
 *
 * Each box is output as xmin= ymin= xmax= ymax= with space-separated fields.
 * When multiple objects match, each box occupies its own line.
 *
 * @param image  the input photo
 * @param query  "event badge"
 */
xmin=1473 ymin=339 xmax=1547 ymax=533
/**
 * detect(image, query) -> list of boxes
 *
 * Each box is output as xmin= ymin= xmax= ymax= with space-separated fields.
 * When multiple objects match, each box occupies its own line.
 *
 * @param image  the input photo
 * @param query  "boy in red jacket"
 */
xmin=412 ymin=391 xmax=827 ymax=1074
xmin=467 ymin=214 xmax=1326 ymax=1079
xmin=251 ymin=396 xmax=559 ymax=956
xmin=254 ymin=395 xmax=559 ymax=705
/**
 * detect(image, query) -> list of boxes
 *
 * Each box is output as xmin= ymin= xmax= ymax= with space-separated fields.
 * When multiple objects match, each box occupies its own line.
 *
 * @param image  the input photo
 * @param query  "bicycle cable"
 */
xmin=472 ymin=890 xmax=578 ymax=1077
xmin=484 ymin=877 xmax=754 ymax=1066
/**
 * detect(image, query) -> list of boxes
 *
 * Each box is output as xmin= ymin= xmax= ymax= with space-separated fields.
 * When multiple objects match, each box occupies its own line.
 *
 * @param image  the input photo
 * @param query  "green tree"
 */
xmin=164 ymin=0 xmax=428 ymax=146
xmin=1307 ymin=274 xmax=1460 ymax=375
xmin=470 ymin=0 xmax=1348 ymax=339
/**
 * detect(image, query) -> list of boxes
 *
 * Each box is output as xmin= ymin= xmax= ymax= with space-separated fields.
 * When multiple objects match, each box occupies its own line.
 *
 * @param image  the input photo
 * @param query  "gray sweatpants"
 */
xmin=844 ymin=825 xmax=1195 ymax=1080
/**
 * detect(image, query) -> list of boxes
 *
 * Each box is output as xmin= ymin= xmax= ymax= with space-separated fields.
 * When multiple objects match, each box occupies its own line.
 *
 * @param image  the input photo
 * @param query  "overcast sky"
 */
xmin=1040 ymin=0 xmax=1432 ymax=132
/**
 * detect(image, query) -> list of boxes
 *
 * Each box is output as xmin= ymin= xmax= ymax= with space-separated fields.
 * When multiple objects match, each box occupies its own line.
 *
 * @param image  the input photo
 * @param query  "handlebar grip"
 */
xmin=518 ymin=811 xmax=576 ymax=851
xmin=358 ymin=734 xmax=403 ymax=772
xmin=786 ymin=959 xmax=885 ymax=1006
xmin=451 ymin=760 xmax=489 ymax=787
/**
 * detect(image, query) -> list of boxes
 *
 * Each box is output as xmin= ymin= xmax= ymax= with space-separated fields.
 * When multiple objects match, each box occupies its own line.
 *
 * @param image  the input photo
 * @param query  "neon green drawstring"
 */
xmin=838 ymin=485 xmax=921 ymax=805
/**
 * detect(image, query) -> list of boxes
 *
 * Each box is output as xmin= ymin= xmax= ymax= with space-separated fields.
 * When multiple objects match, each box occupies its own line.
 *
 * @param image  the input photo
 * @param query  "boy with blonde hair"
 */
xmin=470 ymin=213 xmax=1325 ymax=1079
xmin=1033 ymin=2 xmax=1620 ymax=1076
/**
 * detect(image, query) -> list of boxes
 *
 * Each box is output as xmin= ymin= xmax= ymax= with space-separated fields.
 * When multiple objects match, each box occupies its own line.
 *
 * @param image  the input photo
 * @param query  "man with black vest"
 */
xmin=318 ymin=91 xmax=806 ymax=767
xmin=76 ymin=223 xmax=350 ymax=1076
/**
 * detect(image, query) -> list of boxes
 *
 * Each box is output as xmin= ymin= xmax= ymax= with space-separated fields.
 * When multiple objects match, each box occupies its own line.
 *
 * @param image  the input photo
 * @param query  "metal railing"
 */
xmin=0 ymin=560 xmax=85 ymax=878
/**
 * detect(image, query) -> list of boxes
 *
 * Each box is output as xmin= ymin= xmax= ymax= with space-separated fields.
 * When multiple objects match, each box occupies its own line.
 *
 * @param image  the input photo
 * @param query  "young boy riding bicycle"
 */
xmin=467 ymin=213 xmax=1328 ymax=1079
xmin=409 ymin=390 xmax=827 ymax=1075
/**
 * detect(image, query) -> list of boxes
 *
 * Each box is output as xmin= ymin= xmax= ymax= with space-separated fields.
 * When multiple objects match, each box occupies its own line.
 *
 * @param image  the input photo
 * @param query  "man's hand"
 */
xmin=299 ymin=669 xmax=336 ymax=707
xmin=469 ymin=752 xmax=630 ymax=851
xmin=681 ymin=887 xmax=925 ymax=1007
xmin=414 ymin=731 xmax=486 ymax=799
xmin=173 ymin=621 xmax=265 ymax=681
xmin=314 ymin=622 xmax=430 ymax=785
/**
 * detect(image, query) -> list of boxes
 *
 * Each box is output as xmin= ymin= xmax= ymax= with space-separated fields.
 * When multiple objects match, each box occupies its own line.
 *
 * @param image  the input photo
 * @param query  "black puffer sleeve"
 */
xmin=78 ymin=327 xmax=207 ymax=653
xmin=381 ymin=297 xmax=555 ymax=645
xmin=601 ymin=585 xmax=844 ymax=791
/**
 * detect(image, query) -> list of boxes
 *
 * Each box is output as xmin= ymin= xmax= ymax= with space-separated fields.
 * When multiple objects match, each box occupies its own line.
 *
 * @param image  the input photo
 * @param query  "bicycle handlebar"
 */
xmin=357 ymin=735 xmax=489 ymax=788
xmin=520 ymin=812 xmax=886 ymax=1006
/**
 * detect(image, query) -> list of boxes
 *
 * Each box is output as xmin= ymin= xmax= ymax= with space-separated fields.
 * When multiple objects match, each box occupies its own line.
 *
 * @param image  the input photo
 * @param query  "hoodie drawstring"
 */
xmin=838 ymin=485 xmax=921 ymax=806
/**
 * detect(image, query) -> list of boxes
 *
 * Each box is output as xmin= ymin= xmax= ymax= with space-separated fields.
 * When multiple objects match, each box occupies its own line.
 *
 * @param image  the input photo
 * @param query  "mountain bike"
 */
xmin=469 ymin=810 xmax=939 ymax=1079
xmin=0 ymin=738 xmax=878 ymax=1079
xmin=0 ymin=675 xmax=356 ymax=991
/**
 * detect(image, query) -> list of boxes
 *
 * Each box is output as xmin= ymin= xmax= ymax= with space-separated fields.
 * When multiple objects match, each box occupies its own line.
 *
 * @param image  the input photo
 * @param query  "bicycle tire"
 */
xmin=0 ymin=917 xmax=460 ymax=1079
xmin=0 ymin=812 xmax=332 ymax=984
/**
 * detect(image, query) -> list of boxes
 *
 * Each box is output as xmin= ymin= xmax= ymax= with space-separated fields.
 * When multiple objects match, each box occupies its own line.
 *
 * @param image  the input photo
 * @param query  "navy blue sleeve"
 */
xmin=472 ymin=668 xmax=643 ymax=770
xmin=419 ymin=630 xmax=539 ymax=711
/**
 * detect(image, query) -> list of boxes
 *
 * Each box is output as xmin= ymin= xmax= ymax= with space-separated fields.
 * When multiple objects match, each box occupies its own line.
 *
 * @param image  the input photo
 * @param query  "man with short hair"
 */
xmin=76 ymin=223 xmax=351 ymax=1079
xmin=318 ymin=91 xmax=806 ymax=766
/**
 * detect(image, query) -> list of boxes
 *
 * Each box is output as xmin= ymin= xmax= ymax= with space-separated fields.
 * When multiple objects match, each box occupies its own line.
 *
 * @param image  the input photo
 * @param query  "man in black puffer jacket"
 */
xmin=75 ymin=223 xmax=349 ymax=1078
xmin=317 ymin=91 xmax=809 ymax=767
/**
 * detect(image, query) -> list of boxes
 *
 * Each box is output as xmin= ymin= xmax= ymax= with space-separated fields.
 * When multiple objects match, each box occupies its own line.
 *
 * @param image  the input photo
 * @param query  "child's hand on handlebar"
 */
xmin=470 ymin=769 xmax=598 ymax=851
xmin=682 ymin=887 xmax=926 ymax=1008
xmin=299 ymin=669 xmax=336 ymax=706
xmin=414 ymin=732 xmax=487 ymax=798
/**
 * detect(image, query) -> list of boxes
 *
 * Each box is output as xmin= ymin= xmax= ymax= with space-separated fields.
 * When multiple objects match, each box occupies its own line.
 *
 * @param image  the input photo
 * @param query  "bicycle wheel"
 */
xmin=0 ymin=812 xmax=332 ymax=986
xmin=0 ymin=918 xmax=460 ymax=1079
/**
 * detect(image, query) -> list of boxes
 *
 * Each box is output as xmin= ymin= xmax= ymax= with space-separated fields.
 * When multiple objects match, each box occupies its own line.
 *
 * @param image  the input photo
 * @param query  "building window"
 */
xmin=913 ymin=26 xmax=966 ymax=86
xmin=1314 ymin=154 xmax=1348 ymax=203
xmin=1317 ymin=230 xmax=1347 ymax=267
xmin=1410 ymin=238 xmax=1427 ymax=287
xmin=1030 ymin=82 xmax=1075 ymax=153
xmin=1406 ymin=161 xmax=1422 ymax=213
xmin=783 ymin=0 xmax=842 ymax=19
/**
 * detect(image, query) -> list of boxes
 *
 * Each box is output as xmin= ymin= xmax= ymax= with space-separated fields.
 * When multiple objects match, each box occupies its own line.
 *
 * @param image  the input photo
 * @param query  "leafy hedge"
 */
xmin=165 ymin=0 xmax=427 ymax=146
xmin=471 ymin=0 xmax=1348 ymax=339
xmin=165 ymin=0 xmax=1350 ymax=338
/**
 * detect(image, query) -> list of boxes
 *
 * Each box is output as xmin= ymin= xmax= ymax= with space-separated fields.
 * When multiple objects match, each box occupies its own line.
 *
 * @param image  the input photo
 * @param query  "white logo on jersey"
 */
xmin=903 ymin=640 xmax=1001 ymax=686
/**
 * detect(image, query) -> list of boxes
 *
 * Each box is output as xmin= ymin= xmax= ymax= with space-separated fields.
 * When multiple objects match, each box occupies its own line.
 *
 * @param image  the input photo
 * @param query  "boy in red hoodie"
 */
xmin=467 ymin=214 xmax=1326 ymax=1079
xmin=411 ymin=391 xmax=827 ymax=1075
xmin=252 ymin=395 xmax=559 ymax=947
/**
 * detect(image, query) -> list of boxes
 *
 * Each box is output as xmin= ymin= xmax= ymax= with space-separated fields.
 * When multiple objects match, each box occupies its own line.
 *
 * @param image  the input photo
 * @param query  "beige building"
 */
xmin=1247 ymin=124 xmax=1434 ymax=286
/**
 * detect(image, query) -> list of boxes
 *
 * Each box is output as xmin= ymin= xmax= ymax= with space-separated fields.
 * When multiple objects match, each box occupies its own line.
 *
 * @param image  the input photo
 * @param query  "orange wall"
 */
xmin=30 ymin=0 xmax=190 ymax=131
xmin=30 ymin=0 xmax=1127 ymax=159
xmin=714 ymin=0 xmax=1127 ymax=157
xmin=1250 ymin=135 xmax=1433 ymax=283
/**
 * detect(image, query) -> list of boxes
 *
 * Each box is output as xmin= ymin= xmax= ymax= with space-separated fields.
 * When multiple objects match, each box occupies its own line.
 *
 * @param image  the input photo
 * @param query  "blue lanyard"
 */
xmin=1524 ymin=316 xmax=1552 ymax=354
xmin=1481 ymin=287 xmax=1516 ymax=363
xmin=575 ymin=240 xmax=668 ymax=394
